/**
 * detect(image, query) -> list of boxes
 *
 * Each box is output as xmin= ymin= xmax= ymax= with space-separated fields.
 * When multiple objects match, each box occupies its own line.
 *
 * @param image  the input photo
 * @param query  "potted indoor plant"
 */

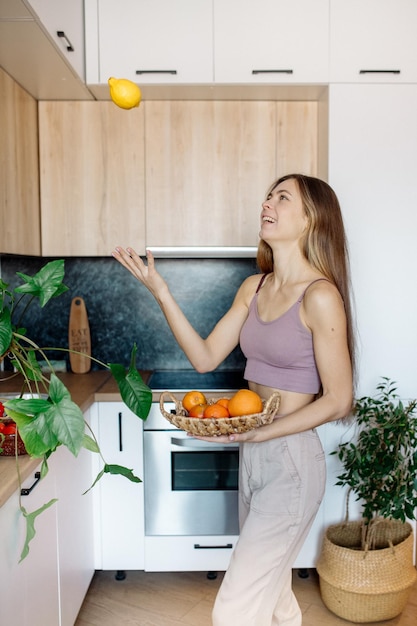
xmin=0 ymin=259 xmax=152 ymax=560
xmin=317 ymin=377 xmax=417 ymax=622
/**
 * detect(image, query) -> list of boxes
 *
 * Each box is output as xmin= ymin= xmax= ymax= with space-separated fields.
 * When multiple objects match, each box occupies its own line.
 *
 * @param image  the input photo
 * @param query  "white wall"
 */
xmin=329 ymin=84 xmax=417 ymax=400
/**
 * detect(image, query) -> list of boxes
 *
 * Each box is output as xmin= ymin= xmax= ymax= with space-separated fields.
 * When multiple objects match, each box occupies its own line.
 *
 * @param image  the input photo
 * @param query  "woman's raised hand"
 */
xmin=112 ymin=247 xmax=167 ymax=297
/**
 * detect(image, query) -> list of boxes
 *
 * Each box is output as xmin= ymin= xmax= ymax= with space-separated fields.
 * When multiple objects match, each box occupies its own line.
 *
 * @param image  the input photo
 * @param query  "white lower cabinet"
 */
xmin=92 ymin=402 xmax=360 ymax=572
xmin=145 ymin=536 xmax=237 ymax=572
xmin=52 ymin=409 xmax=95 ymax=626
xmin=0 ymin=409 xmax=95 ymax=626
xmin=0 ymin=466 xmax=60 ymax=626
xmin=93 ymin=402 xmax=238 ymax=573
xmin=294 ymin=421 xmax=360 ymax=568
xmin=145 ymin=421 xmax=356 ymax=572
xmin=91 ymin=402 xmax=145 ymax=570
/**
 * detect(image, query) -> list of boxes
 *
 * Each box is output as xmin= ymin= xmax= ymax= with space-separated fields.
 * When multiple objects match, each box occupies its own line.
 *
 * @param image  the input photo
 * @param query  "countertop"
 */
xmin=0 ymin=369 xmax=150 ymax=507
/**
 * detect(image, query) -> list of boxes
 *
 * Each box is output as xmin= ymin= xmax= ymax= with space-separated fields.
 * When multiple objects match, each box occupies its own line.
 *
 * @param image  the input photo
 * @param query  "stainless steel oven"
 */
xmin=144 ymin=370 xmax=246 ymax=537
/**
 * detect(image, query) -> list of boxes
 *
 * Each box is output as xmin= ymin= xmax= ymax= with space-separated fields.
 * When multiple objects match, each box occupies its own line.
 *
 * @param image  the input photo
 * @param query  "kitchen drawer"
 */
xmin=144 ymin=535 xmax=237 ymax=572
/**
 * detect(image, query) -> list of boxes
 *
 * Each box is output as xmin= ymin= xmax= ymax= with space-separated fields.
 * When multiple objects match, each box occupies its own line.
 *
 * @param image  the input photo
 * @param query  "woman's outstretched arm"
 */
xmin=112 ymin=247 xmax=253 ymax=372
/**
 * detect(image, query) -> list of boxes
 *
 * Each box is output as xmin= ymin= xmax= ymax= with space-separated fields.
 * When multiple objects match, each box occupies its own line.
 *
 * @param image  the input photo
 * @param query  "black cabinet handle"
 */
xmin=21 ymin=471 xmax=41 ymax=496
xmin=118 ymin=412 xmax=123 ymax=452
xmin=194 ymin=543 xmax=233 ymax=550
xmin=57 ymin=31 xmax=74 ymax=52
xmin=136 ymin=70 xmax=177 ymax=75
xmin=359 ymin=69 xmax=401 ymax=74
xmin=252 ymin=69 xmax=293 ymax=75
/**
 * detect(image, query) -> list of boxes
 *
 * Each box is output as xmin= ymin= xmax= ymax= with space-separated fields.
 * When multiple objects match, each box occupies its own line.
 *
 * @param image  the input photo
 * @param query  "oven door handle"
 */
xmin=171 ymin=436 xmax=239 ymax=451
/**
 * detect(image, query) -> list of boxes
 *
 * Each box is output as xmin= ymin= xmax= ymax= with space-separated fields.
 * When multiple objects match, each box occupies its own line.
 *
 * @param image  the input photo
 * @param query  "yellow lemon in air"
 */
xmin=108 ymin=77 xmax=142 ymax=110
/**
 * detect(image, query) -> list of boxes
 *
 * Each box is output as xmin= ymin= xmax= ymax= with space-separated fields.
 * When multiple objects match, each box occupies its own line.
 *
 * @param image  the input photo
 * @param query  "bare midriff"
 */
xmin=249 ymin=381 xmax=315 ymax=418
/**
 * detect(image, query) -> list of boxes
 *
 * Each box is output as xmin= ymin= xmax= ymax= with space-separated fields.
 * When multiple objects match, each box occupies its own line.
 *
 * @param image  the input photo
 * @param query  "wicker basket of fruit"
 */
xmin=159 ymin=389 xmax=280 ymax=436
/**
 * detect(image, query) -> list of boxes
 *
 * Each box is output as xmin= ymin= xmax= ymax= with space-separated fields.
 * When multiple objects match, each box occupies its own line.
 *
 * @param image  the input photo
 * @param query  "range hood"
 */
xmin=148 ymin=246 xmax=257 ymax=258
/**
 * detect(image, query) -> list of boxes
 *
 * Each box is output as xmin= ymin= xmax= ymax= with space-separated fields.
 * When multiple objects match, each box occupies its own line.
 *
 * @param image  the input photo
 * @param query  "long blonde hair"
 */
xmin=257 ymin=173 xmax=357 ymax=390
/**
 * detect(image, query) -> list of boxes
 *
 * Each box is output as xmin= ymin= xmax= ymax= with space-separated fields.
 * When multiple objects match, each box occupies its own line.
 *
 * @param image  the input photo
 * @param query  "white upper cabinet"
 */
xmin=0 ymin=0 xmax=92 ymax=99
xmin=88 ymin=0 xmax=213 ymax=85
xmin=330 ymin=0 xmax=417 ymax=83
xmin=27 ymin=0 xmax=86 ymax=79
xmin=85 ymin=0 xmax=330 ymax=89
xmin=214 ymin=0 xmax=330 ymax=84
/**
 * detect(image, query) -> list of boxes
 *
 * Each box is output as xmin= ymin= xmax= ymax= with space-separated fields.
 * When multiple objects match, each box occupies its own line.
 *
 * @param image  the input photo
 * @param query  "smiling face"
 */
xmin=260 ymin=177 xmax=308 ymax=246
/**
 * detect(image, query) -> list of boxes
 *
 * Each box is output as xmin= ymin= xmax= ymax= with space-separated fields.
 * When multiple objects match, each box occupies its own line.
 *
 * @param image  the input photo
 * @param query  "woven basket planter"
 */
xmin=316 ymin=520 xmax=417 ymax=623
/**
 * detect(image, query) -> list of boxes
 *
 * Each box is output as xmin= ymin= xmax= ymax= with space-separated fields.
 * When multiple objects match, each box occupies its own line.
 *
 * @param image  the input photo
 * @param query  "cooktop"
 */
xmin=148 ymin=369 xmax=247 ymax=392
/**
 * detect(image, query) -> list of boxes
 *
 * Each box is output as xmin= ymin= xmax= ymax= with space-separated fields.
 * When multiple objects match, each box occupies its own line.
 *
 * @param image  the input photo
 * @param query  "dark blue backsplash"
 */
xmin=0 ymin=255 xmax=257 ymax=372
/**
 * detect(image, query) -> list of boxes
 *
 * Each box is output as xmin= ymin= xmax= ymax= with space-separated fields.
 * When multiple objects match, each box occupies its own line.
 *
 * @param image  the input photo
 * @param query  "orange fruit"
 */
xmin=188 ymin=403 xmax=208 ymax=418
xmin=228 ymin=389 xmax=263 ymax=417
xmin=203 ymin=404 xmax=230 ymax=419
xmin=216 ymin=398 xmax=230 ymax=410
xmin=183 ymin=390 xmax=207 ymax=412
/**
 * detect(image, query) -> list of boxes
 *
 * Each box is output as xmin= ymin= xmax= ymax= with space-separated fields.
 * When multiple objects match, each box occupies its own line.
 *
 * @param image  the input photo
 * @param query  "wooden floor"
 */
xmin=75 ymin=568 xmax=417 ymax=626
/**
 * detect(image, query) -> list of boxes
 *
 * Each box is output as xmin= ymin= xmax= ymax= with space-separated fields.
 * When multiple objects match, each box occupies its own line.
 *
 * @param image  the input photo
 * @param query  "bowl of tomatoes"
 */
xmin=0 ymin=401 xmax=27 ymax=456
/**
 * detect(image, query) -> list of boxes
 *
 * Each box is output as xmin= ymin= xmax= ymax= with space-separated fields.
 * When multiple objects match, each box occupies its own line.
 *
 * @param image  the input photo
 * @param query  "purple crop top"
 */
xmin=240 ymin=275 xmax=328 ymax=394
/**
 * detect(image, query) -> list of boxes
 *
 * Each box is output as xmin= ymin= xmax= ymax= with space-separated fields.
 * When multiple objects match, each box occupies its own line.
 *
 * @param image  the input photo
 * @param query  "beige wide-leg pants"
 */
xmin=212 ymin=429 xmax=326 ymax=626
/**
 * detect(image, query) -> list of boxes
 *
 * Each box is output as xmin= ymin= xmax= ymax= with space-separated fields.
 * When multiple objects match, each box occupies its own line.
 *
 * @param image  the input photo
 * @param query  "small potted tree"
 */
xmin=317 ymin=377 xmax=417 ymax=623
xmin=0 ymin=259 xmax=152 ymax=560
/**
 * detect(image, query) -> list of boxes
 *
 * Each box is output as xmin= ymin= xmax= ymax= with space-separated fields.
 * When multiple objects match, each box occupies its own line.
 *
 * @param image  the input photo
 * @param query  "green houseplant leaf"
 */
xmin=109 ymin=343 xmax=152 ymax=420
xmin=14 ymin=259 xmax=69 ymax=306
xmin=104 ymin=463 xmax=142 ymax=482
xmin=86 ymin=463 xmax=142 ymax=495
xmin=5 ymin=375 xmax=85 ymax=457
xmin=0 ymin=260 xmax=153 ymax=561
xmin=19 ymin=499 xmax=58 ymax=562
xmin=10 ymin=348 xmax=43 ymax=381
xmin=0 ymin=307 xmax=12 ymax=355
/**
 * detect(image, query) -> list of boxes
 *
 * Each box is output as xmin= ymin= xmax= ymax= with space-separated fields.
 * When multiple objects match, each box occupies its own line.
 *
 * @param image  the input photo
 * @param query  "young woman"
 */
xmin=112 ymin=173 xmax=356 ymax=626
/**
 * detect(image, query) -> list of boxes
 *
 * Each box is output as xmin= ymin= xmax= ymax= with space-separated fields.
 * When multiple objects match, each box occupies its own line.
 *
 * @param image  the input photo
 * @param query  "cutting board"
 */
xmin=68 ymin=296 xmax=91 ymax=374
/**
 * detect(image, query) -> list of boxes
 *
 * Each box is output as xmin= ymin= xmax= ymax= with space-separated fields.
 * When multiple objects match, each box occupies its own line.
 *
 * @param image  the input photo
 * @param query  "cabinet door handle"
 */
xmin=57 ymin=31 xmax=74 ymax=52
xmin=21 ymin=471 xmax=41 ymax=496
xmin=252 ymin=69 xmax=293 ymax=75
xmin=135 ymin=70 xmax=177 ymax=75
xmin=194 ymin=543 xmax=233 ymax=550
xmin=171 ymin=436 xmax=239 ymax=451
xmin=118 ymin=412 xmax=123 ymax=452
xmin=359 ymin=69 xmax=401 ymax=74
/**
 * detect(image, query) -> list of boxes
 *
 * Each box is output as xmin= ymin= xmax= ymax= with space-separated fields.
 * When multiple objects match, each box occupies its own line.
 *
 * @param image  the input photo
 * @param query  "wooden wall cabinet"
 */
xmin=145 ymin=100 xmax=319 ymax=248
xmin=0 ymin=68 xmax=41 ymax=256
xmin=38 ymin=101 xmax=146 ymax=256
xmin=37 ymin=98 xmax=318 ymax=254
